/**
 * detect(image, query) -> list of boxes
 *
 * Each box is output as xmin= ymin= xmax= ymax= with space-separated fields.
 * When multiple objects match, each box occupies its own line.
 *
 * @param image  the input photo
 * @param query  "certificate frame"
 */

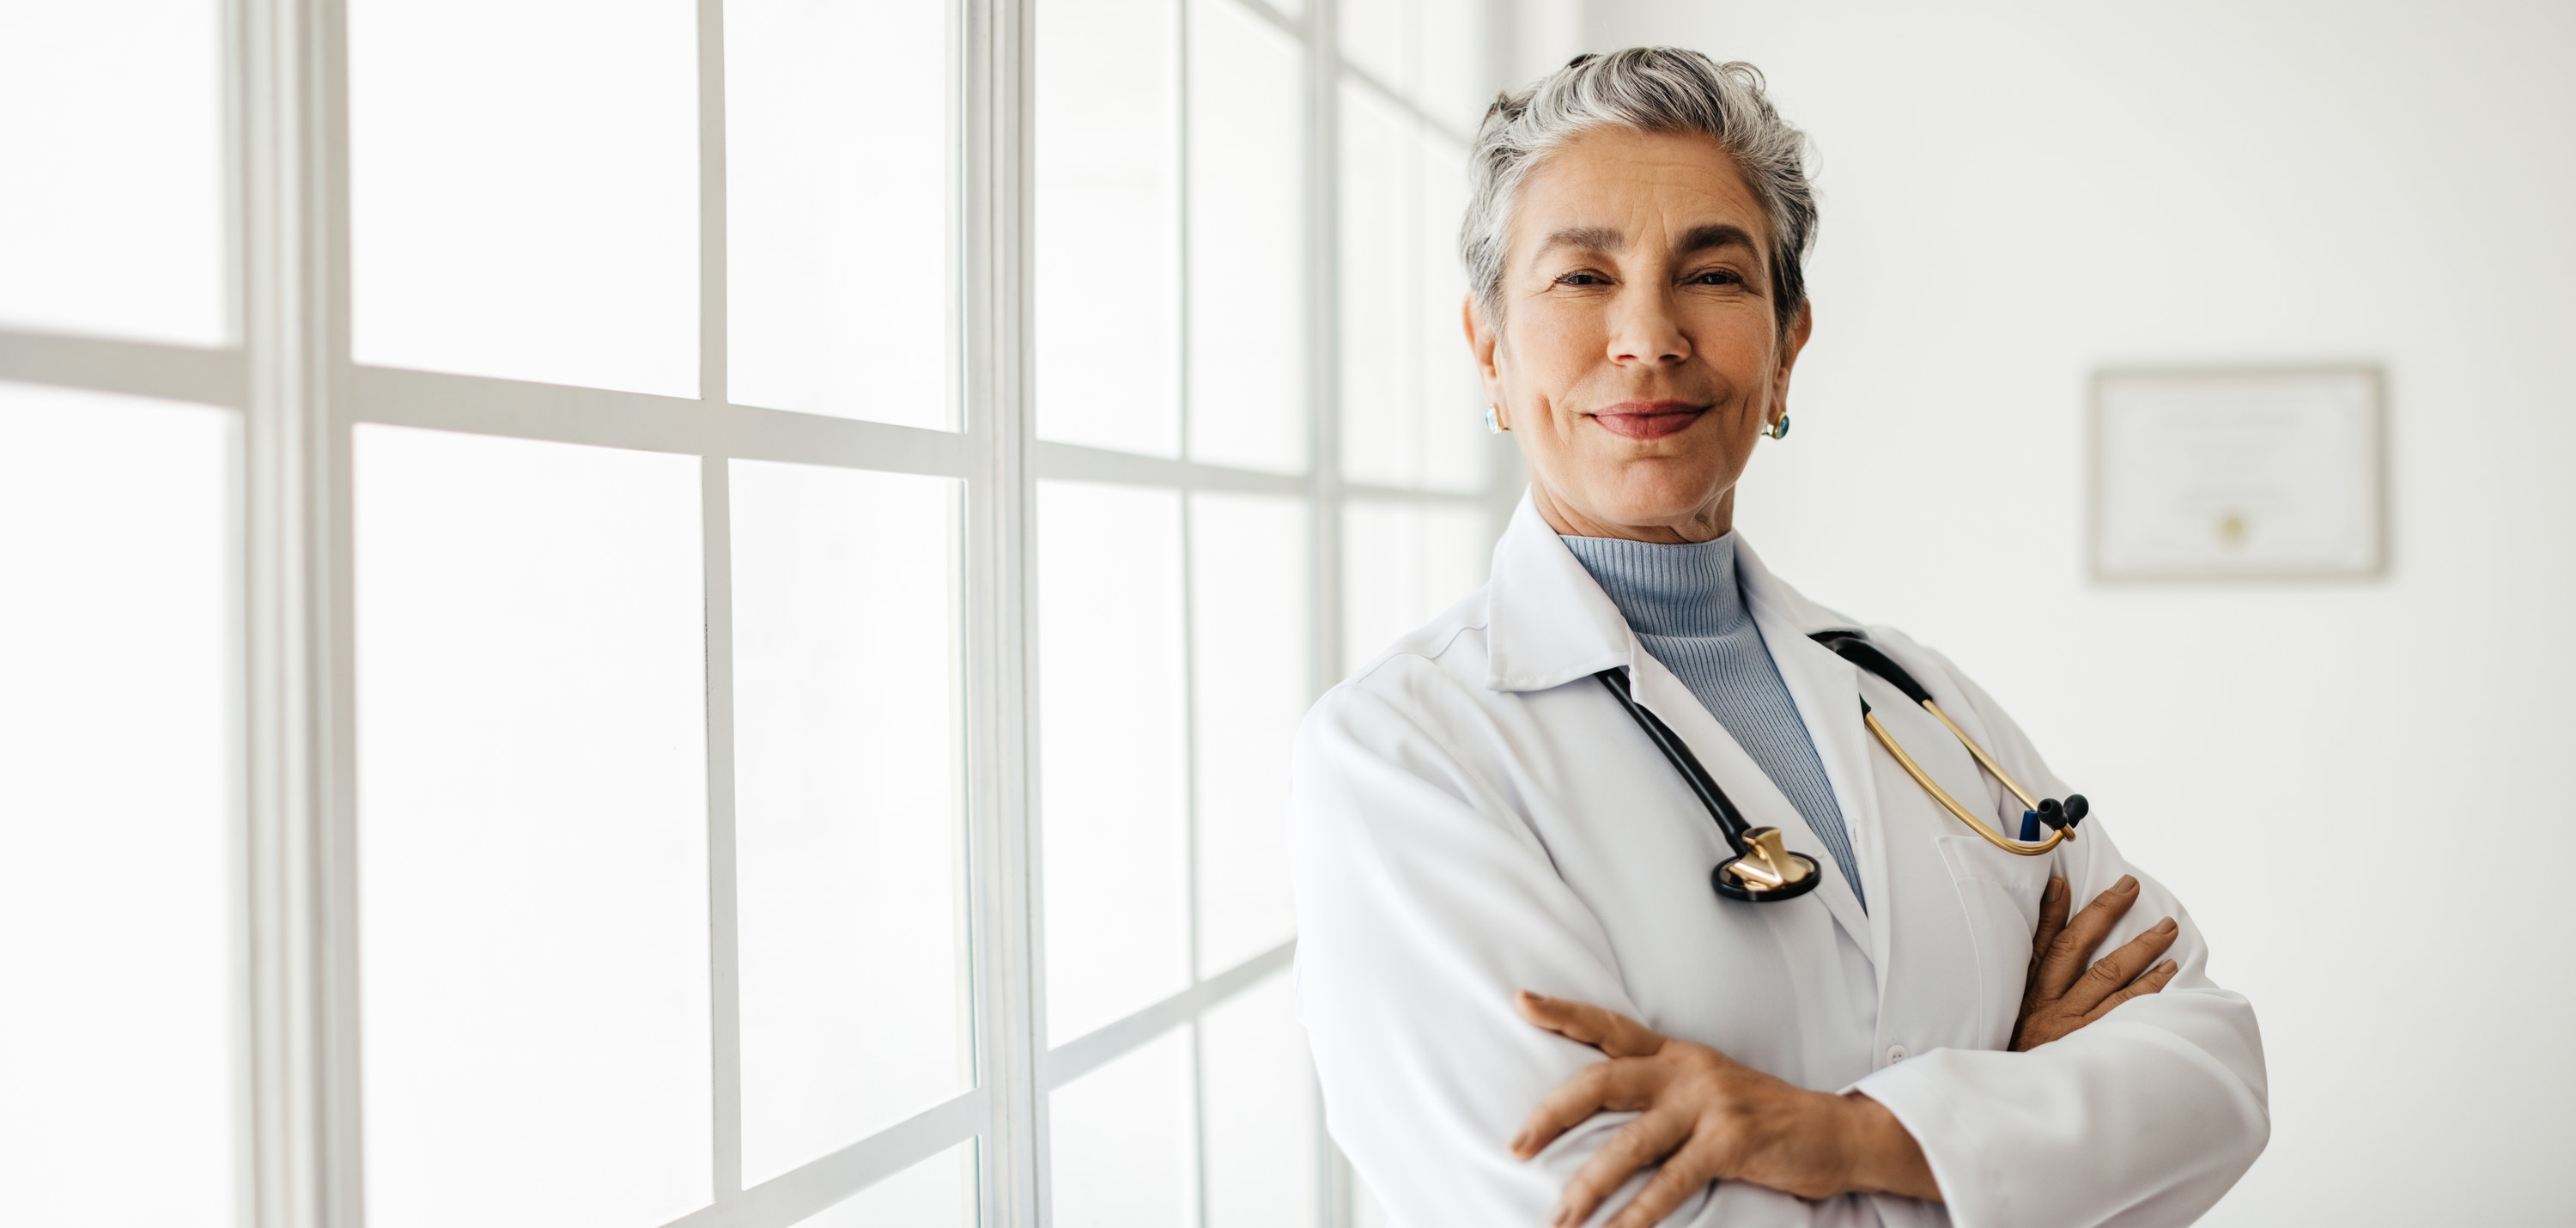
xmin=2087 ymin=365 xmax=2387 ymax=582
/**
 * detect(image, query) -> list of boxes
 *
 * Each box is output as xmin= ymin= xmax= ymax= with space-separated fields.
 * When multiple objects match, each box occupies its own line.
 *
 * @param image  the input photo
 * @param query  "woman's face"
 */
xmin=1466 ymin=126 xmax=1811 ymax=544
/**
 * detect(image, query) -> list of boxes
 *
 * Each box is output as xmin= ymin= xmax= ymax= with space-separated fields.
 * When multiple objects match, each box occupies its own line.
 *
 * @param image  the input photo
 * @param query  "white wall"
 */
xmin=1579 ymin=3 xmax=2576 ymax=1223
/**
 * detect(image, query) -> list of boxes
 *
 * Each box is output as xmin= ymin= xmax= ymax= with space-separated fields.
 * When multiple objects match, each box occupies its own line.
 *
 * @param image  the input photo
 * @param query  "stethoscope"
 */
xmin=1596 ymin=630 xmax=2089 ymax=903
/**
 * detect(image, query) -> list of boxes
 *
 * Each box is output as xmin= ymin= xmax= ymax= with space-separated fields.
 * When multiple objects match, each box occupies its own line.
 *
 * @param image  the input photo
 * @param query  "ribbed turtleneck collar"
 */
xmin=1558 ymin=532 xmax=1749 ymax=640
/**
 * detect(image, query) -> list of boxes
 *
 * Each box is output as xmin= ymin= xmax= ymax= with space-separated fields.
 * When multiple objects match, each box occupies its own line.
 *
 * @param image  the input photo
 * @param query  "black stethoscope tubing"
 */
xmin=1600 ymin=630 xmax=2087 ymax=905
xmin=1595 ymin=665 xmax=1824 ymax=902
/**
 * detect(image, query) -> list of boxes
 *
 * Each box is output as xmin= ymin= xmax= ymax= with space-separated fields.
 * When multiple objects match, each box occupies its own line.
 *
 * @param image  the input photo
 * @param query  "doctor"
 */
xmin=1288 ymin=48 xmax=2267 ymax=1228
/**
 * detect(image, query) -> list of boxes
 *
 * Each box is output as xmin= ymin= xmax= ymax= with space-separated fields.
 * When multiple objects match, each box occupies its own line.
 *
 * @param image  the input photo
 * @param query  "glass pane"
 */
xmin=0 ymin=2 xmax=226 ymax=343
xmin=349 ymin=0 xmax=699 ymax=396
xmin=1185 ymin=0 xmax=1306 ymax=474
xmin=1337 ymin=84 xmax=1420 ymax=489
xmin=1049 ymin=1029 xmax=1195 ymax=1228
xmin=1189 ymin=494 xmax=1307 ymax=976
xmin=0 ymin=383 xmax=237 ymax=1225
xmin=793 ymin=1140 xmax=977 ymax=1228
xmin=726 ymin=0 xmax=955 ymax=429
xmin=1203 ymin=973 xmax=1315 ymax=1228
xmin=1413 ymin=133 xmax=1488 ymax=493
xmin=1038 ymin=482 xmax=1189 ymax=1044
xmin=732 ymin=459 xmax=970 ymax=1184
xmin=1035 ymin=0 xmax=1181 ymax=457
xmin=1338 ymin=0 xmax=1411 ymax=98
xmin=1340 ymin=501 xmax=1492 ymax=675
xmin=1341 ymin=94 xmax=1485 ymax=494
xmin=1417 ymin=0 xmax=1492 ymax=133
xmin=355 ymin=426 xmax=711 ymax=1228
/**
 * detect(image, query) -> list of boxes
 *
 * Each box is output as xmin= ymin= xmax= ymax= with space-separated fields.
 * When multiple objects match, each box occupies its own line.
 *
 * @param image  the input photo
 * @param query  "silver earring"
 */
xmin=1485 ymin=404 xmax=1511 ymax=434
xmin=1765 ymin=414 xmax=1791 ymax=440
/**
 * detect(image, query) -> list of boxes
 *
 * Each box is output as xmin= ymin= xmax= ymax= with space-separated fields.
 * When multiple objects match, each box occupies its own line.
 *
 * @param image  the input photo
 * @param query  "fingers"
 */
xmin=1550 ymin=1112 xmax=1692 ymax=1228
xmin=2036 ymin=874 xmax=2138 ymax=1000
xmin=2023 ymin=878 xmax=2069 ymax=997
xmin=1601 ymin=1143 xmax=1724 ymax=1228
xmin=1510 ymin=1059 xmax=1661 ymax=1159
xmin=1518 ymin=991 xmax=1668 ymax=1059
xmin=2064 ymin=916 xmax=2178 ymax=1015
xmin=2083 ymin=957 xmax=2180 ymax=1024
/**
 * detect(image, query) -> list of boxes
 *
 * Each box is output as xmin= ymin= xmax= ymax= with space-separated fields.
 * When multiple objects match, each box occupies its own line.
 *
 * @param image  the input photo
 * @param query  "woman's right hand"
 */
xmin=2011 ymin=874 xmax=2181 ymax=1052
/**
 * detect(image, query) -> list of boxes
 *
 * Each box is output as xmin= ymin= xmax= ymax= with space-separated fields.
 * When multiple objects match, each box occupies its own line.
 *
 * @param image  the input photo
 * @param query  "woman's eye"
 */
xmin=1690 ymin=269 xmax=1745 ymax=287
xmin=1555 ymin=271 xmax=1609 ymax=286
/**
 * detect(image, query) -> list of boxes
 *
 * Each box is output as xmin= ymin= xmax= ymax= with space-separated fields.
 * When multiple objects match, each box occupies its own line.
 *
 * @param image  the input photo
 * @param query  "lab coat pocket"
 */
xmin=1934 ymin=834 xmax=2055 ymax=1049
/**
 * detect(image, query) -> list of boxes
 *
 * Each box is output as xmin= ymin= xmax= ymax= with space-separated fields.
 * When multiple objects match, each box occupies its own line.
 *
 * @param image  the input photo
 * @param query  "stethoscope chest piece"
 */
xmin=1713 ymin=825 xmax=1822 ymax=902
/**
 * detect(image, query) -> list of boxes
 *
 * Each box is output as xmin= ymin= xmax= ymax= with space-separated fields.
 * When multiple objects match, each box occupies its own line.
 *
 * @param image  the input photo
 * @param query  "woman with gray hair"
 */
xmin=1288 ymin=49 xmax=2266 ymax=1227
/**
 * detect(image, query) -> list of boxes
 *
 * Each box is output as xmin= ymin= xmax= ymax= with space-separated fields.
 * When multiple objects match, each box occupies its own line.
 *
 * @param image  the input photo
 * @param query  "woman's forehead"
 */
xmin=1513 ymin=128 xmax=1769 ymax=260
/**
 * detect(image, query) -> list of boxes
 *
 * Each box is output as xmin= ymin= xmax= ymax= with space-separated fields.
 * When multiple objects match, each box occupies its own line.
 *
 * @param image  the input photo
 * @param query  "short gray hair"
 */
xmin=1461 ymin=48 xmax=1817 ymax=333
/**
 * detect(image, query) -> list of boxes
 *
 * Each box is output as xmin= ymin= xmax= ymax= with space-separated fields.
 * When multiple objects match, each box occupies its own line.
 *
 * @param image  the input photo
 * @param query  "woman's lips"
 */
xmin=1587 ymin=402 xmax=1707 ymax=440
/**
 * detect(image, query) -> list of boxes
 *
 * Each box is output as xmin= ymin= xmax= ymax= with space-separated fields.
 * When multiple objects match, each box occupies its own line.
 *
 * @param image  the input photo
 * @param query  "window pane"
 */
xmin=349 ymin=0 xmax=699 ymax=396
xmin=1186 ymin=0 xmax=1306 ymax=474
xmin=1038 ymin=482 xmax=1189 ymax=1044
xmin=1203 ymin=972 xmax=1315 ymax=1228
xmin=355 ymin=426 xmax=711 ymax=1228
xmin=1416 ymin=0 xmax=1492 ymax=133
xmin=0 ymin=383 xmax=238 ymax=1225
xmin=1340 ymin=501 xmax=1492 ymax=675
xmin=1413 ymin=133 xmax=1487 ymax=493
xmin=1341 ymin=92 xmax=1485 ymax=494
xmin=793 ymin=1140 xmax=977 ymax=1228
xmin=1338 ymin=0 xmax=1411 ymax=99
xmin=0 ymin=2 xmax=226 ymax=343
xmin=1036 ymin=0 xmax=1181 ymax=456
xmin=1190 ymin=493 xmax=1306 ymax=976
xmin=1337 ymin=84 xmax=1419 ymax=489
xmin=726 ymin=0 xmax=955 ymax=429
xmin=731 ymin=460 xmax=970 ymax=1184
xmin=1049 ymin=1029 xmax=1195 ymax=1228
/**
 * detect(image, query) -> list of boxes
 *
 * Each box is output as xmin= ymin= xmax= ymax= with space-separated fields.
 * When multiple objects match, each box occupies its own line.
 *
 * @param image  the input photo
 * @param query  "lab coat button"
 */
xmin=1886 ymin=1044 xmax=1909 ymax=1064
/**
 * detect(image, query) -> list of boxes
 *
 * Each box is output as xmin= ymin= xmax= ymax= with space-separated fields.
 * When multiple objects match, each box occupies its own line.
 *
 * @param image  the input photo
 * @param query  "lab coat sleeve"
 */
xmin=1289 ymin=670 xmax=1899 ymax=1228
xmin=1849 ymin=641 xmax=2271 ymax=1228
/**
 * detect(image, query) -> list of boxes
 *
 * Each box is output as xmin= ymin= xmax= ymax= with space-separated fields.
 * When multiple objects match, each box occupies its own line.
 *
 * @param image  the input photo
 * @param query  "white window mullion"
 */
xmin=1307 ymin=0 xmax=1348 ymax=1220
xmin=236 ymin=0 xmax=358 ymax=1225
xmin=968 ymin=0 xmax=1044 ymax=1224
xmin=694 ymin=0 xmax=747 ymax=1205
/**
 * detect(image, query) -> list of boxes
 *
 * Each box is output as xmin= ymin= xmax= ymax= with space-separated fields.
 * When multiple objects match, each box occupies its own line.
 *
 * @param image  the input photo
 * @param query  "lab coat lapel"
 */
xmin=1483 ymin=497 xmax=1880 ymax=960
xmin=1734 ymin=542 xmax=1892 ymax=974
xmin=1622 ymin=647 xmax=1878 ymax=962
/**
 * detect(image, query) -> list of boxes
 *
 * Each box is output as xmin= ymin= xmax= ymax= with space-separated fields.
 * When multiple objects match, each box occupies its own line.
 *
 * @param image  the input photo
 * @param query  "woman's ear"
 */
xmin=1772 ymin=298 xmax=1814 ymax=405
xmin=1462 ymin=292 xmax=1505 ymax=405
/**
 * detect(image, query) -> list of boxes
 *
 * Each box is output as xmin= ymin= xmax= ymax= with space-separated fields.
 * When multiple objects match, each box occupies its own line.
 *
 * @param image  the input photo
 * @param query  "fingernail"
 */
xmin=2155 ymin=916 xmax=2177 ymax=933
xmin=2116 ymin=874 xmax=2138 ymax=892
xmin=2046 ymin=878 xmax=2066 ymax=897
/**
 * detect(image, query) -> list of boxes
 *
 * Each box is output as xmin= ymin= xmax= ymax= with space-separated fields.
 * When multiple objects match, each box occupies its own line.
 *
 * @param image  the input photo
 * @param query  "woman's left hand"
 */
xmin=1508 ymin=991 xmax=1939 ymax=1228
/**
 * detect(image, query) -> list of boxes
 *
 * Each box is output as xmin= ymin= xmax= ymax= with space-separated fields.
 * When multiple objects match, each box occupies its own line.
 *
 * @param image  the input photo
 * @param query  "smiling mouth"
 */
xmin=1588 ymin=402 xmax=1707 ymax=440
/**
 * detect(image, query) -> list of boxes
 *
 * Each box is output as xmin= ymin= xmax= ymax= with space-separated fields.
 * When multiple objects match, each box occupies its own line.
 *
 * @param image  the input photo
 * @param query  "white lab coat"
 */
xmin=1288 ymin=496 xmax=2267 ymax=1228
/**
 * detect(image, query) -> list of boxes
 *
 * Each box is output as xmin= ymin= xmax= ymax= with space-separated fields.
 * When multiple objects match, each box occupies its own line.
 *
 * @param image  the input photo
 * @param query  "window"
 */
xmin=0 ymin=0 xmax=1525 ymax=1225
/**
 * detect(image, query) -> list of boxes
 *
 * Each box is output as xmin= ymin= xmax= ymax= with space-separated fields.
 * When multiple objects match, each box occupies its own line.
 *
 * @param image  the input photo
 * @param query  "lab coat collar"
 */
xmin=1483 ymin=494 xmax=1883 ymax=959
xmin=1481 ymin=493 xmax=1866 ymax=692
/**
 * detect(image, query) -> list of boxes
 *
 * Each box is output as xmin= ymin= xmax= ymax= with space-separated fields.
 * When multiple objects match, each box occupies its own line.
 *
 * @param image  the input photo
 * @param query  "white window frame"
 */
xmin=0 ymin=0 xmax=1530 ymax=1225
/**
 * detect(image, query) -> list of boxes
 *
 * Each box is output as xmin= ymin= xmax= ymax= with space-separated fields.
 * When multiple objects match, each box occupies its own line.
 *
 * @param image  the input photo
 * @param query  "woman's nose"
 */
xmin=1607 ymin=289 xmax=1691 ymax=367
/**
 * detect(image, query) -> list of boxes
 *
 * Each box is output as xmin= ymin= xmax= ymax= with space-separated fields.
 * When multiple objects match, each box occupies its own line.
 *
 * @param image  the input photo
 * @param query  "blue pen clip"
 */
xmin=2020 ymin=810 xmax=2042 ymax=842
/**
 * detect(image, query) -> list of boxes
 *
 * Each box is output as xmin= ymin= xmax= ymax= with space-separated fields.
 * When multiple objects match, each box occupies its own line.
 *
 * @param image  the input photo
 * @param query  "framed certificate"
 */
xmin=2090 ymin=367 xmax=2385 ymax=581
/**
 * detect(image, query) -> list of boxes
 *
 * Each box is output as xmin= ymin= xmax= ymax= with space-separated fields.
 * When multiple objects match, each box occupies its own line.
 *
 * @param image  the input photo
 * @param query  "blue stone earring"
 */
xmin=1765 ymin=414 xmax=1792 ymax=440
xmin=1485 ymin=404 xmax=1511 ymax=434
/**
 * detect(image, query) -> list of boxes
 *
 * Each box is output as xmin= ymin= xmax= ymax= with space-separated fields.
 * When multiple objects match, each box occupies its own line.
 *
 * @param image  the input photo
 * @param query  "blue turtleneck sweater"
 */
xmin=1560 ymin=533 xmax=1863 ymax=907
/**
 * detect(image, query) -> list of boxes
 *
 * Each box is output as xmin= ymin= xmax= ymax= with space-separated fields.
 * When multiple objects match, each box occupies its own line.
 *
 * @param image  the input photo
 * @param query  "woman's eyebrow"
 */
xmin=1676 ymin=222 xmax=1759 ymax=256
xmin=1535 ymin=225 xmax=1626 ymax=258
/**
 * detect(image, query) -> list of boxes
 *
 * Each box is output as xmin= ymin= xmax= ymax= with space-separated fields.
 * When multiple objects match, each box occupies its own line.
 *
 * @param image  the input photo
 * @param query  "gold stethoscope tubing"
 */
xmin=1862 ymin=699 xmax=2069 ymax=856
